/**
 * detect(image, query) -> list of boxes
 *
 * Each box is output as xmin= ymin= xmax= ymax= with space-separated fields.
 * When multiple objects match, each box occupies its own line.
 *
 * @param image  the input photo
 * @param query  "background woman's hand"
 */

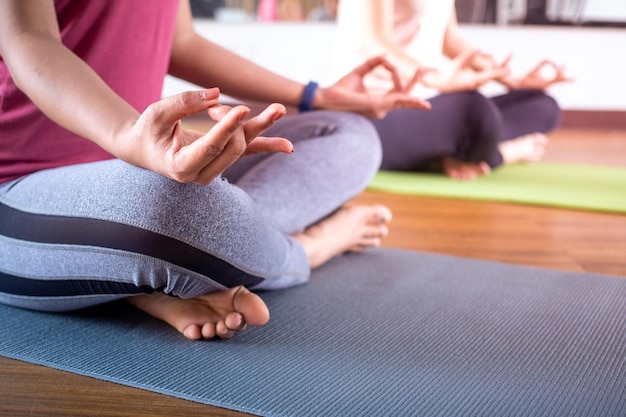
xmin=499 ymin=59 xmax=572 ymax=90
xmin=424 ymin=49 xmax=510 ymax=93
xmin=118 ymin=88 xmax=292 ymax=185
xmin=314 ymin=55 xmax=432 ymax=119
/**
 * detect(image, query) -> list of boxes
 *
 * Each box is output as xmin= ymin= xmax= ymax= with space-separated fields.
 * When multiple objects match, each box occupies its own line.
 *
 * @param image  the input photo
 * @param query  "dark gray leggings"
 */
xmin=373 ymin=89 xmax=562 ymax=171
xmin=0 ymin=111 xmax=381 ymax=312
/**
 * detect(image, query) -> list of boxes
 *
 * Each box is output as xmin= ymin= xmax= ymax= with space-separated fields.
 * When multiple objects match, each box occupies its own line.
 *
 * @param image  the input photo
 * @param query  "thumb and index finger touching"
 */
xmin=147 ymin=87 xmax=221 ymax=128
xmin=174 ymin=91 xmax=294 ymax=171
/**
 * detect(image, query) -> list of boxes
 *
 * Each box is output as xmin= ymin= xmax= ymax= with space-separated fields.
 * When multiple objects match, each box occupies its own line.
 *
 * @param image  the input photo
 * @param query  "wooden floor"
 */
xmin=1 ymin=128 xmax=625 ymax=417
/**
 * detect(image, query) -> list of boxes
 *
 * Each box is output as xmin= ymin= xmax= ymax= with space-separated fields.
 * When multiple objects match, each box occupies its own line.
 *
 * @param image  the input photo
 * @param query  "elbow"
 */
xmin=0 ymin=53 xmax=26 ymax=92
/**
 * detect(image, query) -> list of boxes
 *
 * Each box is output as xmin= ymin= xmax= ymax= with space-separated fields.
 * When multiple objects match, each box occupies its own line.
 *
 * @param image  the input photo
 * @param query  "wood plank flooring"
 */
xmin=1 ymin=128 xmax=624 ymax=417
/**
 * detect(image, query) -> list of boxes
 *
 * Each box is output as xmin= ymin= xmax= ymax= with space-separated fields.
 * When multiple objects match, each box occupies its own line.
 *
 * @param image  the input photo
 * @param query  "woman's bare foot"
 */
xmin=293 ymin=204 xmax=392 ymax=269
xmin=499 ymin=133 xmax=548 ymax=164
xmin=127 ymin=205 xmax=391 ymax=339
xmin=441 ymin=155 xmax=491 ymax=181
xmin=127 ymin=286 xmax=270 ymax=341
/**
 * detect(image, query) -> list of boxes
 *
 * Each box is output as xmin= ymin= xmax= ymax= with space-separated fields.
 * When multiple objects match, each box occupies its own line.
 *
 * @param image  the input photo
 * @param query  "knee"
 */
xmin=329 ymin=111 xmax=383 ymax=171
xmin=510 ymin=90 xmax=563 ymax=132
xmin=457 ymin=90 xmax=491 ymax=107
xmin=458 ymin=92 xmax=502 ymax=140
xmin=465 ymin=91 xmax=497 ymax=119
xmin=520 ymin=92 xmax=563 ymax=132
xmin=444 ymin=92 xmax=500 ymax=130
xmin=539 ymin=94 xmax=563 ymax=131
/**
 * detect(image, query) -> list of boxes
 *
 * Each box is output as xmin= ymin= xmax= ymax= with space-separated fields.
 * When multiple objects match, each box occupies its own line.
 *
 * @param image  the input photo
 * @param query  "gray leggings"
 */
xmin=0 ymin=111 xmax=381 ymax=312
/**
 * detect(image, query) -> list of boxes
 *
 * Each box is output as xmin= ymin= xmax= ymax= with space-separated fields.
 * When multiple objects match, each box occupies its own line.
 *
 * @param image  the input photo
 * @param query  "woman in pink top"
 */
xmin=0 ymin=1 xmax=427 ymax=340
xmin=257 ymin=0 xmax=305 ymax=22
xmin=332 ymin=0 xmax=569 ymax=180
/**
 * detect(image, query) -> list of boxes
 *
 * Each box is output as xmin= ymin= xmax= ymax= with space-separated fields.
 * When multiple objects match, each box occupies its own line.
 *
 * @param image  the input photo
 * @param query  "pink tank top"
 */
xmin=0 ymin=0 xmax=179 ymax=183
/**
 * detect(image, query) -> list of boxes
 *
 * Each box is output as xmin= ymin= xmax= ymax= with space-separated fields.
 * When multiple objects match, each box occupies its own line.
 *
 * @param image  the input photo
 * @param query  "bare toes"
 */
xmin=184 ymin=324 xmax=203 ymax=340
xmin=216 ymin=320 xmax=234 ymax=339
xmin=198 ymin=322 xmax=216 ymax=339
xmin=363 ymin=224 xmax=388 ymax=239
xmin=232 ymin=286 xmax=270 ymax=327
xmin=225 ymin=311 xmax=247 ymax=331
xmin=349 ymin=245 xmax=367 ymax=253
xmin=373 ymin=205 xmax=393 ymax=223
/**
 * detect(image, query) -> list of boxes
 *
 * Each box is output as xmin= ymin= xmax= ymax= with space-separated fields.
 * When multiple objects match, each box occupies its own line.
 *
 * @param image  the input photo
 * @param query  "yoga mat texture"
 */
xmin=368 ymin=163 xmax=626 ymax=214
xmin=1 ymin=248 xmax=625 ymax=417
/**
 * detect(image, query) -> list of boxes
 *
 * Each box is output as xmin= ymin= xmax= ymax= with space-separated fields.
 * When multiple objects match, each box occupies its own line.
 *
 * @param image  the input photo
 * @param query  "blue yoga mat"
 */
xmin=1 ymin=248 xmax=625 ymax=416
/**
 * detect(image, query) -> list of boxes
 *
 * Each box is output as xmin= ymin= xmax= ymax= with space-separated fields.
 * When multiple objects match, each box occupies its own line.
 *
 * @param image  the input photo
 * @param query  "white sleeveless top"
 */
xmin=329 ymin=0 xmax=454 ymax=98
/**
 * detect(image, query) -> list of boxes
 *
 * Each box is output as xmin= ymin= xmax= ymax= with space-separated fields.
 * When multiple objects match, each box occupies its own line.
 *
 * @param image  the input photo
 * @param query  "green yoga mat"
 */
xmin=368 ymin=163 xmax=626 ymax=214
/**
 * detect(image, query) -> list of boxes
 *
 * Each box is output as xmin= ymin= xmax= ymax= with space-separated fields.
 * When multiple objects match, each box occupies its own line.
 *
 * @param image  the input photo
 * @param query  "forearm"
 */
xmin=0 ymin=1 xmax=139 ymax=157
xmin=4 ymin=32 xmax=138 ymax=155
xmin=361 ymin=37 xmax=423 ymax=81
xmin=169 ymin=34 xmax=305 ymax=106
xmin=443 ymin=32 xmax=473 ymax=60
xmin=442 ymin=9 xmax=486 ymax=71
xmin=359 ymin=0 xmax=423 ymax=81
xmin=442 ymin=18 xmax=473 ymax=60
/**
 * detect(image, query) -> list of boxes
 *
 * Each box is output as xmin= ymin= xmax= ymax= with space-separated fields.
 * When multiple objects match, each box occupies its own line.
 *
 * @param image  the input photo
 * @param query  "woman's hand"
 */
xmin=498 ymin=59 xmax=572 ymax=90
xmin=423 ymin=49 xmax=510 ymax=93
xmin=117 ymin=88 xmax=293 ymax=185
xmin=314 ymin=55 xmax=432 ymax=119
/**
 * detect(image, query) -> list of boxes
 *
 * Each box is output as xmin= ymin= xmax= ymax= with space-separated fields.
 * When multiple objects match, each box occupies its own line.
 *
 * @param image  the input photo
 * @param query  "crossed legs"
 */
xmin=125 ymin=111 xmax=393 ymax=340
xmin=372 ymin=90 xmax=561 ymax=181
xmin=129 ymin=203 xmax=392 ymax=340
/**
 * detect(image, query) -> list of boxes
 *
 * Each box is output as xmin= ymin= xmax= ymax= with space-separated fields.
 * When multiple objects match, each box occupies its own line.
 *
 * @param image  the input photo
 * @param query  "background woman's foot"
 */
xmin=294 ymin=204 xmax=392 ymax=269
xmin=499 ymin=133 xmax=548 ymax=164
xmin=442 ymin=155 xmax=491 ymax=181
xmin=127 ymin=286 xmax=270 ymax=341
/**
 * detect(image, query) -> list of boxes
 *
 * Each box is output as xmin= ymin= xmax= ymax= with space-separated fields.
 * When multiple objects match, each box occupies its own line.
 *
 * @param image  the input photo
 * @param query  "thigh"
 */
xmin=491 ymin=90 xmax=562 ymax=140
xmin=224 ymin=110 xmax=382 ymax=234
xmin=373 ymin=92 xmax=503 ymax=170
xmin=0 ymin=160 xmax=309 ymax=311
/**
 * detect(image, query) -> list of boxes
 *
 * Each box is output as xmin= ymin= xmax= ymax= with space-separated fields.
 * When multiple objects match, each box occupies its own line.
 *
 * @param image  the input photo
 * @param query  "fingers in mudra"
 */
xmin=127 ymin=88 xmax=255 ymax=184
xmin=242 ymin=103 xmax=294 ymax=155
xmin=207 ymin=102 xmax=293 ymax=158
xmin=187 ymin=104 xmax=252 ymax=184
xmin=242 ymin=103 xmax=287 ymax=140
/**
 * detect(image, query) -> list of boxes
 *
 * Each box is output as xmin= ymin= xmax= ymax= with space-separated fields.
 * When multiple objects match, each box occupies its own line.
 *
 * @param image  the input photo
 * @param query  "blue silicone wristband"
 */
xmin=298 ymin=81 xmax=319 ymax=112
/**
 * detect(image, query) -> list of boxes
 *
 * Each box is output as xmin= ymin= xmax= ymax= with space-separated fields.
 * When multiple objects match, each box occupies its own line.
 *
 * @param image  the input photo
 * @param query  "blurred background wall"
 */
xmin=164 ymin=0 xmax=626 ymax=123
